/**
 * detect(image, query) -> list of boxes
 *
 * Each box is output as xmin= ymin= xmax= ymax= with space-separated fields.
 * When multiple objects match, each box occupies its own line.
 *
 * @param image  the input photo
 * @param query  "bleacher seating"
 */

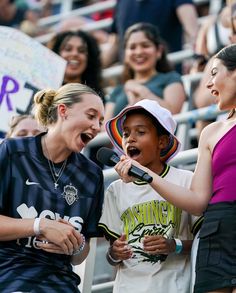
xmin=1 ymin=0 xmax=226 ymax=292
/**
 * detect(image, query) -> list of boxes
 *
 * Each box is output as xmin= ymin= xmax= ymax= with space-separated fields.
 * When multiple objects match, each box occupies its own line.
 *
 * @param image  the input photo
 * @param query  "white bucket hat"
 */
xmin=105 ymin=99 xmax=181 ymax=162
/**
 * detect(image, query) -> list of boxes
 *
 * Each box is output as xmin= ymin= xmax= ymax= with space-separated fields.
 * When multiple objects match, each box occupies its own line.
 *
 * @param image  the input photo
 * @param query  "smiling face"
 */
xmin=60 ymin=93 xmax=104 ymax=152
xmin=124 ymin=31 xmax=160 ymax=79
xmin=59 ymin=36 xmax=88 ymax=83
xmin=121 ymin=112 xmax=168 ymax=172
xmin=207 ymin=58 xmax=236 ymax=110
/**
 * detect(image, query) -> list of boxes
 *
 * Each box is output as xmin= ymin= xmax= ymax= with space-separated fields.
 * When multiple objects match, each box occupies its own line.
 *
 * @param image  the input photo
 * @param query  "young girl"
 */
xmin=114 ymin=44 xmax=236 ymax=293
xmin=104 ymin=22 xmax=186 ymax=122
xmin=99 ymin=99 xmax=200 ymax=292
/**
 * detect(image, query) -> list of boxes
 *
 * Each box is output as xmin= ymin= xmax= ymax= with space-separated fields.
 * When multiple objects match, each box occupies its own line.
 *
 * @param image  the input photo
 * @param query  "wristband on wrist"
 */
xmin=106 ymin=246 xmax=122 ymax=266
xmin=73 ymin=235 xmax=86 ymax=256
xmin=174 ymin=238 xmax=183 ymax=254
xmin=33 ymin=217 xmax=41 ymax=236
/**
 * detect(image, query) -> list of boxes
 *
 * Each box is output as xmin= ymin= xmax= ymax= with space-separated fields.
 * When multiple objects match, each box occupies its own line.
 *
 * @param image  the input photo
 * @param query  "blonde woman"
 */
xmin=0 ymin=83 xmax=104 ymax=292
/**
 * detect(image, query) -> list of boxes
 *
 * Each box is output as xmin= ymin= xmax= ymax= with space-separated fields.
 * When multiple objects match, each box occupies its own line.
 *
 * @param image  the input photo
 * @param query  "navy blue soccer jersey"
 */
xmin=0 ymin=133 xmax=104 ymax=292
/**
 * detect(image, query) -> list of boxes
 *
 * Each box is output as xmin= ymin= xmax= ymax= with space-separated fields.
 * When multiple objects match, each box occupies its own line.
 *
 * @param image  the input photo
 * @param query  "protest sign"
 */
xmin=0 ymin=26 xmax=66 ymax=133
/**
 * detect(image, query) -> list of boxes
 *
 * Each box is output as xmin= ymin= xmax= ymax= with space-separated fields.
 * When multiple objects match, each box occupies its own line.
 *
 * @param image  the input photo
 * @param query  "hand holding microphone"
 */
xmin=115 ymin=156 xmax=141 ymax=183
xmin=96 ymin=147 xmax=153 ymax=183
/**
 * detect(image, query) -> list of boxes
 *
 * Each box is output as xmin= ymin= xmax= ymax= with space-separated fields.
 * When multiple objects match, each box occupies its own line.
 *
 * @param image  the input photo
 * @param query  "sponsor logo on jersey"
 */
xmin=15 ymin=203 xmax=84 ymax=249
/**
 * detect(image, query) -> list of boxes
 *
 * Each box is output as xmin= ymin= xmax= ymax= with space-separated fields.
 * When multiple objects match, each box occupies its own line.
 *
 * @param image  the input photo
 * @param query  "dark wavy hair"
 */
xmin=47 ymin=30 xmax=104 ymax=101
xmin=216 ymin=44 xmax=236 ymax=71
xmin=122 ymin=22 xmax=173 ymax=82
xmin=215 ymin=44 xmax=236 ymax=118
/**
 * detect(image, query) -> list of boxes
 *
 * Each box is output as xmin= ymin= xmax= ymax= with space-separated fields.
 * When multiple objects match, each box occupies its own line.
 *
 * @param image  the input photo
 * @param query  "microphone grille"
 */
xmin=96 ymin=147 xmax=117 ymax=166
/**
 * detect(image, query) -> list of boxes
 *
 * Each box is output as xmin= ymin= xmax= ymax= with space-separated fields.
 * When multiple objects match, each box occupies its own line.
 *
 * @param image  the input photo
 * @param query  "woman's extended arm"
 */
xmin=115 ymin=125 xmax=213 ymax=215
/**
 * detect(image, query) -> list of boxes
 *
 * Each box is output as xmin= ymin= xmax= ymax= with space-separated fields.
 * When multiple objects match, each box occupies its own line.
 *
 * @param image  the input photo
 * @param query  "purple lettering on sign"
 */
xmin=0 ymin=75 xmax=19 ymax=111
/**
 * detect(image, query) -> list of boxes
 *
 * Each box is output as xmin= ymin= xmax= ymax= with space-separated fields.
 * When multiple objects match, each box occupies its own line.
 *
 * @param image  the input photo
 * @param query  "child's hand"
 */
xmin=143 ymin=235 xmax=175 ymax=255
xmin=110 ymin=234 xmax=133 ymax=261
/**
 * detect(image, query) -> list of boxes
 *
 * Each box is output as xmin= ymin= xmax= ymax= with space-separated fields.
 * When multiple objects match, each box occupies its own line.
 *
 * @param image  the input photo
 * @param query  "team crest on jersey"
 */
xmin=62 ymin=183 xmax=79 ymax=205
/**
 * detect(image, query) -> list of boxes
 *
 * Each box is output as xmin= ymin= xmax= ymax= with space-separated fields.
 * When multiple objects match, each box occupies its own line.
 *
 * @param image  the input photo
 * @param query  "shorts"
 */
xmin=194 ymin=201 xmax=236 ymax=293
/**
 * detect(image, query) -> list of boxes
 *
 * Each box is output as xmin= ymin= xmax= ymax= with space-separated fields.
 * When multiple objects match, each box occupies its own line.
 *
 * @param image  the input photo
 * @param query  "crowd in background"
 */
xmin=0 ymin=0 xmax=234 ymax=291
xmin=0 ymin=0 xmax=229 ymax=142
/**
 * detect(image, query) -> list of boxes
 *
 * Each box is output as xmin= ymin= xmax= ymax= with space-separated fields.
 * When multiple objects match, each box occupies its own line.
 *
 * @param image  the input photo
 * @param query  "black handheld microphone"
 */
xmin=96 ymin=147 xmax=153 ymax=183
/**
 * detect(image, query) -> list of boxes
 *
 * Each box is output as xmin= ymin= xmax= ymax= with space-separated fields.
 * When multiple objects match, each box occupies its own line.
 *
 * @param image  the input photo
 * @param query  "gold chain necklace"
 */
xmin=43 ymin=137 xmax=67 ymax=190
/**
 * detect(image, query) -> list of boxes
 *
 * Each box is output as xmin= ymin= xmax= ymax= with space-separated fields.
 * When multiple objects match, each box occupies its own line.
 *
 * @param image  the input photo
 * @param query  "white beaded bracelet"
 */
xmin=73 ymin=235 xmax=86 ymax=256
xmin=106 ymin=246 xmax=122 ymax=265
xmin=33 ymin=217 xmax=41 ymax=236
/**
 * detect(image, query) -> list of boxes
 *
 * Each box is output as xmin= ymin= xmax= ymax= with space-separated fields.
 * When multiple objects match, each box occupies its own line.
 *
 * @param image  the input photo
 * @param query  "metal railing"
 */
xmin=34 ymin=18 xmax=113 ymax=44
xmin=37 ymin=0 xmax=218 ymax=28
xmin=38 ymin=0 xmax=116 ymax=27
xmin=85 ymin=103 xmax=220 ymax=150
xmin=102 ymin=49 xmax=196 ymax=81
xmin=34 ymin=0 xmax=219 ymax=45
